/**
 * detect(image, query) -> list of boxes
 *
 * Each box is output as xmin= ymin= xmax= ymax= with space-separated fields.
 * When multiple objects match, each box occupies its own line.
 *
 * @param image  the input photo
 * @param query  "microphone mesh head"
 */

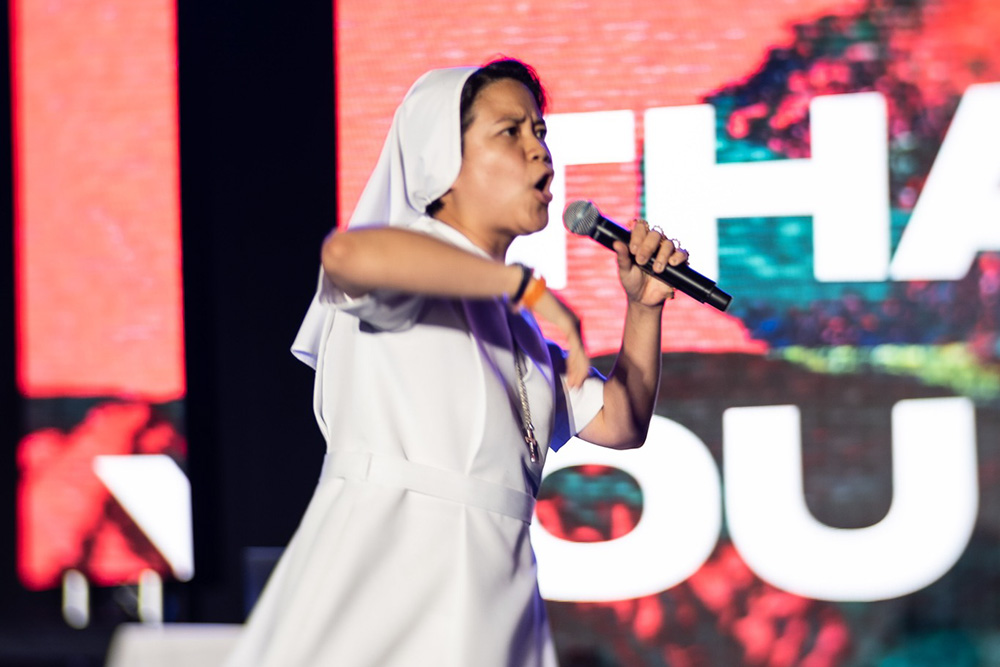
xmin=563 ymin=200 xmax=599 ymax=236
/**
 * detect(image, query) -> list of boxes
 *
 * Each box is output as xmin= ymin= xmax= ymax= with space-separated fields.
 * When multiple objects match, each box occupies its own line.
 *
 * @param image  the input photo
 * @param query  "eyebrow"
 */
xmin=494 ymin=114 xmax=545 ymax=126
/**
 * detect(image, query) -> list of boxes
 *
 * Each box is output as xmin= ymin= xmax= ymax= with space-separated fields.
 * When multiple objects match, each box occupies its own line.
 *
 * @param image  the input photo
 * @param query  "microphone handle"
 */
xmin=590 ymin=220 xmax=732 ymax=312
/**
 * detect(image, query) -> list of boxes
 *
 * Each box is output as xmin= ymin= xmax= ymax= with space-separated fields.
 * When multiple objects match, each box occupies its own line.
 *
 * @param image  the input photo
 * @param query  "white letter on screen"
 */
xmin=890 ymin=83 xmax=1000 ymax=280
xmin=533 ymin=415 xmax=721 ymax=601
xmin=93 ymin=454 xmax=194 ymax=581
xmin=723 ymin=398 xmax=977 ymax=601
xmin=507 ymin=110 xmax=635 ymax=289
xmin=644 ymin=93 xmax=890 ymax=281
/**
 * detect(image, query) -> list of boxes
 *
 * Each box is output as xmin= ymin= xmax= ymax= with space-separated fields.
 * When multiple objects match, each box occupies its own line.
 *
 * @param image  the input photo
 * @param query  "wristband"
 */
xmin=510 ymin=263 xmax=533 ymax=305
xmin=521 ymin=275 xmax=547 ymax=309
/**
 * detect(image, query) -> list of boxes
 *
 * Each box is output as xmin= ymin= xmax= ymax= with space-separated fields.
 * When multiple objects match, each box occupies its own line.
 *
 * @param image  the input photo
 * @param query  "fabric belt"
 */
xmin=320 ymin=450 xmax=536 ymax=524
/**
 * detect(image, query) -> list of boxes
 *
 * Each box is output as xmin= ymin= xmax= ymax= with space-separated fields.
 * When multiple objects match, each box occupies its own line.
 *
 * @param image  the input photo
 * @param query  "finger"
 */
xmin=633 ymin=220 xmax=661 ymax=265
xmin=639 ymin=230 xmax=669 ymax=269
xmin=612 ymin=240 xmax=632 ymax=270
xmin=651 ymin=236 xmax=677 ymax=273
xmin=669 ymin=247 xmax=689 ymax=267
xmin=628 ymin=219 xmax=649 ymax=256
xmin=663 ymin=237 xmax=688 ymax=267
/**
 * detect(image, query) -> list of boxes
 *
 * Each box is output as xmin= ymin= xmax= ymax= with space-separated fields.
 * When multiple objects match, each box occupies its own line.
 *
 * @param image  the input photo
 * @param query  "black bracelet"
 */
xmin=510 ymin=263 xmax=533 ymax=304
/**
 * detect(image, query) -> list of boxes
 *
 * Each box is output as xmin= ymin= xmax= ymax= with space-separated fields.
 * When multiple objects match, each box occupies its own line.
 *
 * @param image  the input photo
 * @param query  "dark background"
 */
xmin=1 ymin=0 xmax=336 ymax=663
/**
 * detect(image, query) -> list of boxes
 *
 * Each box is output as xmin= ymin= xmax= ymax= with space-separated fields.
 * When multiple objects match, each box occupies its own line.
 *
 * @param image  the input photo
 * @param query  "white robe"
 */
xmin=224 ymin=217 xmax=605 ymax=667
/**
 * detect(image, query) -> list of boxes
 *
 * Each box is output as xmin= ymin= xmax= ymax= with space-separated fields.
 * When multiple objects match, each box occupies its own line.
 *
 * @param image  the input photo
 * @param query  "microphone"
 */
xmin=563 ymin=200 xmax=732 ymax=312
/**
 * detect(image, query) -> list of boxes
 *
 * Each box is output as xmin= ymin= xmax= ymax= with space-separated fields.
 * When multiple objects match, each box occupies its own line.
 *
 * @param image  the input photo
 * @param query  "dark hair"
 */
xmin=426 ymin=59 xmax=547 ymax=216
xmin=459 ymin=58 xmax=547 ymax=135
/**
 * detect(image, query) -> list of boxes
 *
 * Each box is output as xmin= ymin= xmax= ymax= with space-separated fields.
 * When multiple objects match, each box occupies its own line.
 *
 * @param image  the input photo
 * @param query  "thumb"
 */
xmin=612 ymin=240 xmax=632 ymax=270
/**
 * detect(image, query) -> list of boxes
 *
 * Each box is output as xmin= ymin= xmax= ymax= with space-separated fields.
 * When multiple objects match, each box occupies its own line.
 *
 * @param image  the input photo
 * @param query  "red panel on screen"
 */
xmin=336 ymin=0 xmax=867 ymax=229
xmin=892 ymin=0 xmax=1000 ymax=106
xmin=332 ymin=0 xmax=849 ymax=355
xmin=13 ymin=0 xmax=183 ymax=401
xmin=12 ymin=0 xmax=186 ymax=590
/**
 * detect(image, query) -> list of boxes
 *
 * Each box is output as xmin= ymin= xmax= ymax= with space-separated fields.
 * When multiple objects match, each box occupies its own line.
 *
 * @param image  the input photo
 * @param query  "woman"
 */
xmin=225 ymin=59 xmax=686 ymax=666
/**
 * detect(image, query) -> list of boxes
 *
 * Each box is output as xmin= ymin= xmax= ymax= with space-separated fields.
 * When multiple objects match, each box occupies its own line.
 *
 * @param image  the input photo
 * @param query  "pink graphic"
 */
xmin=17 ymin=402 xmax=186 ymax=590
xmin=560 ymin=543 xmax=851 ymax=666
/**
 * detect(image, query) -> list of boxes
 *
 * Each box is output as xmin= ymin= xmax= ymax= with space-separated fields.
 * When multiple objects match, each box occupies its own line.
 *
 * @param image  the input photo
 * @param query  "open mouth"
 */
xmin=534 ymin=171 xmax=553 ymax=194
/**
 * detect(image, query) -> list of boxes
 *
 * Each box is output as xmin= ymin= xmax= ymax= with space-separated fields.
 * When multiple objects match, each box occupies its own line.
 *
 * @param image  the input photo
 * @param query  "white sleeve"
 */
xmin=563 ymin=373 xmax=606 ymax=436
xmin=317 ymin=268 xmax=425 ymax=332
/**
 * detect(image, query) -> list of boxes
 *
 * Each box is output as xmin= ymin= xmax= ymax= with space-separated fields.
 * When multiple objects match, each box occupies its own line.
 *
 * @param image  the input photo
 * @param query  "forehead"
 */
xmin=469 ymin=78 xmax=542 ymax=121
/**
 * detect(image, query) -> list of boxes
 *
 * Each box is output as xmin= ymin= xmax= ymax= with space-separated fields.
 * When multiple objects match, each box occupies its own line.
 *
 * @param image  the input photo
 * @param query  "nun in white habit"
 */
xmin=224 ymin=59 xmax=686 ymax=667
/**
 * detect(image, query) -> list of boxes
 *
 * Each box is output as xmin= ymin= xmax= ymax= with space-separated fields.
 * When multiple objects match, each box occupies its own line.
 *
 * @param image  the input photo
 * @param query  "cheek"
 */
xmin=463 ymin=146 xmax=520 ymax=189
xmin=471 ymin=155 xmax=516 ymax=189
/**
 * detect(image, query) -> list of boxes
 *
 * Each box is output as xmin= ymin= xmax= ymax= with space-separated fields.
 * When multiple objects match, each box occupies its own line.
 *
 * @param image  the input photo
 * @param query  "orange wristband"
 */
xmin=521 ymin=275 xmax=547 ymax=309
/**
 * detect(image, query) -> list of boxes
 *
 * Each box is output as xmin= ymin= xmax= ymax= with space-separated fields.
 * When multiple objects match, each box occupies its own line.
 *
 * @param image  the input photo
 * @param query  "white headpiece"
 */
xmin=291 ymin=67 xmax=476 ymax=368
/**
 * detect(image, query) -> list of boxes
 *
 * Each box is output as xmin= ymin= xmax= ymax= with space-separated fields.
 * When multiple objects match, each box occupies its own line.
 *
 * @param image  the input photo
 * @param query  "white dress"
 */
xmin=224 ymin=216 xmax=605 ymax=667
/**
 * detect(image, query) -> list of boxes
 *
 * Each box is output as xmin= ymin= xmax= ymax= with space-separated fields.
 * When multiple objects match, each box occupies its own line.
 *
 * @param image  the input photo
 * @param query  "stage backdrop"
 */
xmin=337 ymin=0 xmax=999 ymax=664
xmin=11 ymin=0 xmax=191 ymax=610
xmin=8 ymin=0 xmax=998 ymax=663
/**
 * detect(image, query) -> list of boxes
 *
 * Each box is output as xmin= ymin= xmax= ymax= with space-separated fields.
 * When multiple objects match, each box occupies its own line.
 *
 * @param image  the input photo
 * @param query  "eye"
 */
xmin=501 ymin=125 xmax=518 ymax=136
xmin=534 ymin=125 xmax=547 ymax=140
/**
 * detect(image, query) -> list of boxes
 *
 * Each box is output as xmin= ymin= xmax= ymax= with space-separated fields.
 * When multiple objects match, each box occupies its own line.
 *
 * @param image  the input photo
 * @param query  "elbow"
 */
xmin=619 ymin=430 xmax=647 ymax=450
xmin=592 ymin=401 xmax=653 ymax=449
xmin=321 ymin=231 xmax=350 ymax=278
xmin=610 ymin=421 xmax=649 ymax=450
xmin=321 ymin=231 xmax=366 ymax=295
xmin=580 ymin=415 xmax=649 ymax=450
xmin=622 ymin=414 xmax=654 ymax=449
xmin=606 ymin=437 xmax=645 ymax=451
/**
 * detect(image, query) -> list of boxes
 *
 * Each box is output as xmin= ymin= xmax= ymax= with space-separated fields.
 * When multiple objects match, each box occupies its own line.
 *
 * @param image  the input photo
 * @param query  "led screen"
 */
xmin=336 ymin=0 xmax=999 ymax=664
xmin=12 ymin=0 xmax=190 ymax=591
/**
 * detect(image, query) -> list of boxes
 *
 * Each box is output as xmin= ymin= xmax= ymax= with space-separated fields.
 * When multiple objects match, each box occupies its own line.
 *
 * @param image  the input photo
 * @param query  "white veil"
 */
xmin=291 ymin=67 xmax=476 ymax=368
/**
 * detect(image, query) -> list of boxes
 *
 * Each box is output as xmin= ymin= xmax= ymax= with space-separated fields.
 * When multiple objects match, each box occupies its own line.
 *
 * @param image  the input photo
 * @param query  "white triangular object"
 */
xmin=93 ymin=455 xmax=194 ymax=581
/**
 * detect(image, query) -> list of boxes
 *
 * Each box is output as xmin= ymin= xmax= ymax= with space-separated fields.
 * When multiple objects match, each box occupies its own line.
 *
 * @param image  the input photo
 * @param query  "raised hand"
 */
xmin=613 ymin=218 xmax=689 ymax=308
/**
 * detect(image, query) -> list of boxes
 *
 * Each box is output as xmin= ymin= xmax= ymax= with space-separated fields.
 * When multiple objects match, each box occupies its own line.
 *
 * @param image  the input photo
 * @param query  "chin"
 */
xmin=505 ymin=208 xmax=549 ymax=239
xmin=524 ymin=211 xmax=550 ymax=235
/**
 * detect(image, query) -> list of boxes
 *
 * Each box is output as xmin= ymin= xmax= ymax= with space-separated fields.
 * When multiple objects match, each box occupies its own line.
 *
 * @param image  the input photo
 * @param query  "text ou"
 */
xmin=531 ymin=397 xmax=978 ymax=602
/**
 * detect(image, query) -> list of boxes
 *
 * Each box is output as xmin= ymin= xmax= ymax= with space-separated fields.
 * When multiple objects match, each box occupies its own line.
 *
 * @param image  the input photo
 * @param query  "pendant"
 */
xmin=525 ymin=428 xmax=540 ymax=463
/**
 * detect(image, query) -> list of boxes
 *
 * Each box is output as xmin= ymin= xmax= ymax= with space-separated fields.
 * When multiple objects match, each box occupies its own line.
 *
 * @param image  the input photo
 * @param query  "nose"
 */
xmin=527 ymin=134 xmax=551 ymax=164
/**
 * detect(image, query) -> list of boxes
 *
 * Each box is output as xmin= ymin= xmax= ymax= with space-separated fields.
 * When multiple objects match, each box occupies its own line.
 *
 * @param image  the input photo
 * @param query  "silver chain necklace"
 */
xmin=512 ymin=342 xmax=540 ymax=463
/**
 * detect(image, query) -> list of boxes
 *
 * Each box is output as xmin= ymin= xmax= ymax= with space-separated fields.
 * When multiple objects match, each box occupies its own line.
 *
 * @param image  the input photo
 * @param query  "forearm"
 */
xmin=322 ymin=227 xmax=521 ymax=300
xmin=587 ymin=301 xmax=664 ymax=448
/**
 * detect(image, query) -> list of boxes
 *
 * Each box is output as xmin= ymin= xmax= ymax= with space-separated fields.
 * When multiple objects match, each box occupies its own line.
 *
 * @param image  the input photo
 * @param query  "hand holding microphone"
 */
xmin=563 ymin=200 xmax=732 ymax=312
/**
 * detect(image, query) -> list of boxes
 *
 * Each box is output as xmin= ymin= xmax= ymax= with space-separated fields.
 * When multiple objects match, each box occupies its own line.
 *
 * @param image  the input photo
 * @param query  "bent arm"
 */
xmin=322 ymin=226 xmax=523 ymax=300
xmin=575 ymin=222 xmax=684 ymax=449
xmin=577 ymin=302 xmax=662 ymax=449
xmin=322 ymin=225 xmax=592 ymax=385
